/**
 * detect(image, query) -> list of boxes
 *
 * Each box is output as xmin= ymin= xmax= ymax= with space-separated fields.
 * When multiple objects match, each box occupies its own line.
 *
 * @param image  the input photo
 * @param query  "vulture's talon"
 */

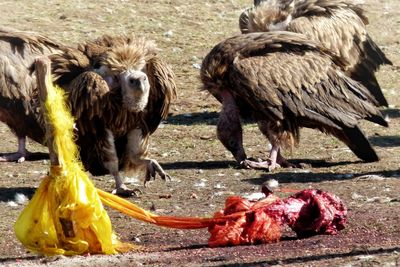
xmin=143 ymin=159 xmax=170 ymax=184
xmin=162 ymin=173 xmax=172 ymax=182
xmin=240 ymin=159 xmax=274 ymax=170
xmin=112 ymin=186 xmax=142 ymax=197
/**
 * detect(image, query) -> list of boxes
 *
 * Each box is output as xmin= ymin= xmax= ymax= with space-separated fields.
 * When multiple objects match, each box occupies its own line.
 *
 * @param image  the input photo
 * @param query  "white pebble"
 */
xmin=15 ymin=193 xmax=28 ymax=205
xmin=164 ymin=30 xmax=173 ymax=38
xmin=243 ymin=192 xmax=265 ymax=201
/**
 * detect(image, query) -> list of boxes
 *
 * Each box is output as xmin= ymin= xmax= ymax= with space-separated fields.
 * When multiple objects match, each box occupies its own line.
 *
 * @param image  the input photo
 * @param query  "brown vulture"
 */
xmin=0 ymin=28 xmax=67 ymax=162
xmin=0 ymin=28 xmax=177 ymax=196
xmin=200 ymin=31 xmax=388 ymax=170
xmin=239 ymin=0 xmax=392 ymax=107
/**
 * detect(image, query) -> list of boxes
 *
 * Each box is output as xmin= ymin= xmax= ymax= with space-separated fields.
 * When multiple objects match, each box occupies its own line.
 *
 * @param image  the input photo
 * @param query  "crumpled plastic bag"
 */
xmin=14 ymin=167 xmax=125 ymax=255
xmin=14 ymin=71 xmax=133 ymax=255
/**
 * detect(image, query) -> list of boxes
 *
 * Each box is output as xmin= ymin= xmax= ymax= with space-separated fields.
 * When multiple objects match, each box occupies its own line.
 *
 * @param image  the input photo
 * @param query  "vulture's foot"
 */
xmin=112 ymin=184 xmax=142 ymax=197
xmin=144 ymin=159 xmax=171 ymax=186
xmin=240 ymin=158 xmax=280 ymax=171
xmin=0 ymin=151 xmax=30 ymax=163
xmin=240 ymin=156 xmax=296 ymax=171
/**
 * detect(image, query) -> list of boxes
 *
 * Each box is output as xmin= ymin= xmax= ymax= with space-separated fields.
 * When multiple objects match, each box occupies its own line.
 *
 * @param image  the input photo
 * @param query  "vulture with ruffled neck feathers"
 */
xmin=201 ymin=31 xmax=387 ymax=170
xmin=239 ymin=0 xmax=392 ymax=107
xmin=0 ymin=29 xmax=177 ymax=196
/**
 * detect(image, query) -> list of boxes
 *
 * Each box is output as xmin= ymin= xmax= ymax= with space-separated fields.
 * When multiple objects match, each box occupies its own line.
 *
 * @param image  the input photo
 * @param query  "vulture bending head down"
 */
xmin=239 ymin=0 xmax=392 ymax=107
xmin=201 ymin=32 xmax=388 ymax=170
xmin=0 ymin=29 xmax=177 ymax=196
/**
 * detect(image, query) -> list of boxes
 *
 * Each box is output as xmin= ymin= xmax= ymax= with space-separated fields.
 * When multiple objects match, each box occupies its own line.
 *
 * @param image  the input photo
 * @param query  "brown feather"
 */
xmin=145 ymin=57 xmax=177 ymax=134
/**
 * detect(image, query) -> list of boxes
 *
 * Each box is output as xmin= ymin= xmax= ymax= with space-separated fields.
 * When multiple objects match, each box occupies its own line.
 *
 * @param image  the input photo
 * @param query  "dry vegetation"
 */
xmin=0 ymin=0 xmax=399 ymax=266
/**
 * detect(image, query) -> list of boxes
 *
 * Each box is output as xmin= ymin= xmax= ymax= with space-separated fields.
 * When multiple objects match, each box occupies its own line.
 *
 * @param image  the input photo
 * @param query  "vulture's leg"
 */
xmin=102 ymin=129 xmax=139 ymax=197
xmin=217 ymin=89 xmax=247 ymax=164
xmin=0 ymin=136 xmax=30 ymax=163
xmin=125 ymin=128 xmax=171 ymax=186
xmin=267 ymin=145 xmax=296 ymax=170
xmin=241 ymin=120 xmax=296 ymax=171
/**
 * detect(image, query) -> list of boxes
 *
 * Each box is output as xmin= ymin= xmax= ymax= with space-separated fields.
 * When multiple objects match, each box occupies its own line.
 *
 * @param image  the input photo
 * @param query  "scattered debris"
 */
xmin=194 ymin=180 xmax=206 ymax=188
xmin=354 ymin=174 xmax=386 ymax=181
xmin=351 ymin=192 xmax=364 ymax=200
xmin=192 ymin=63 xmax=202 ymax=69
xmin=164 ymin=30 xmax=173 ymax=38
xmin=7 ymin=193 xmax=29 ymax=207
xmin=242 ymin=192 xmax=265 ymax=201
xmin=14 ymin=193 xmax=28 ymax=205
xmin=214 ymin=183 xmax=226 ymax=189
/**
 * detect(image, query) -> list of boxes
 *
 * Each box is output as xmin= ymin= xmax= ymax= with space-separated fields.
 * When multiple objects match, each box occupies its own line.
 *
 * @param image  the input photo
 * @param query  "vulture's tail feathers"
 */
xmin=366 ymin=113 xmax=389 ymax=128
xmin=341 ymin=125 xmax=379 ymax=162
xmin=349 ymin=34 xmax=392 ymax=107
xmin=350 ymin=70 xmax=389 ymax=107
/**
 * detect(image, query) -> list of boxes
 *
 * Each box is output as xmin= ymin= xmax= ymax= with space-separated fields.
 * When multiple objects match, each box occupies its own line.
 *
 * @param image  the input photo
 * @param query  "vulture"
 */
xmin=239 ymin=0 xmax=392 ymax=107
xmin=0 ymin=28 xmax=177 ymax=196
xmin=200 ymin=31 xmax=388 ymax=170
xmin=0 ymin=28 xmax=67 ymax=162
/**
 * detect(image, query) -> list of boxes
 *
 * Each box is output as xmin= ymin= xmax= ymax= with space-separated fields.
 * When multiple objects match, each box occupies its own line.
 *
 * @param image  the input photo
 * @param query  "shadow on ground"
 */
xmin=221 ymin=247 xmax=400 ymax=267
xmin=167 ymin=111 xmax=257 ymax=126
xmin=370 ymin=135 xmax=400 ymax=147
xmin=0 ymin=187 xmax=36 ymax=202
xmin=162 ymin=158 xmax=358 ymax=171
xmin=244 ymin=169 xmax=400 ymax=185
xmin=167 ymin=111 xmax=219 ymax=126
xmin=0 ymin=152 xmax=48 ymax=161
xmin=162 ymin=160 xmax=237 ymax=170
xmin=382 ymin=108 xmax=400 ymax=119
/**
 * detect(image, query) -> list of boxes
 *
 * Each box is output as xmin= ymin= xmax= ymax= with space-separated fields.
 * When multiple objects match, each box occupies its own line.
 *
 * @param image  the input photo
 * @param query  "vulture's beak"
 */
xmin=120 ymin=70 xmax=150 ymax=112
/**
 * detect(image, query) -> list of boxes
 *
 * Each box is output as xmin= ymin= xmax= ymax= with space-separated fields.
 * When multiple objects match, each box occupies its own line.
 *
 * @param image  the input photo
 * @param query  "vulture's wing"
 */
xmin=66 ymin=71 xmax=110 ymax=135
xmin=50 ymin=47 xmax=91 ymax=87
xmin=290 ymin=1 xmax=391 ymax=69
xmin=230 ymin=51 xmax=385 ymax=129
xmin=0 ymin=29 xmax=64 ymax=101
xmin=144 ymin=57 xmax=177 ymax=135
xmin=289 ymin=1 xmax=391 ymax=106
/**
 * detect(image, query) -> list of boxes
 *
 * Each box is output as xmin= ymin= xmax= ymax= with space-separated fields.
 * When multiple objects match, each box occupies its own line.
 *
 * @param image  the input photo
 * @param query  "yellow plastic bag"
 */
xmin=14 ymin=65 xmax=132 ymax=255
xmin=14 ymin=168 xmax=122 ymax=255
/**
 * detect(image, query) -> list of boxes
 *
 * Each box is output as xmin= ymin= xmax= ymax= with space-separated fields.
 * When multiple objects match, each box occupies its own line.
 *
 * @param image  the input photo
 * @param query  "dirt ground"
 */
xmin=0 ymin=0 xmax=399 ymax=266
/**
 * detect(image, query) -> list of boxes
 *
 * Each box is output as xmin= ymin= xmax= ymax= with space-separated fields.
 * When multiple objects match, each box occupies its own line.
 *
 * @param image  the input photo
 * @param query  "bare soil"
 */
xmin=0 ymin=0 xmax=399 ymax=266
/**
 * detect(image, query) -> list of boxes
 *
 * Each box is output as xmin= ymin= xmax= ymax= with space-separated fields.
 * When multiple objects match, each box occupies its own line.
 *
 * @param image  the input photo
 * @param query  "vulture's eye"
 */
xmin=93 ymin=62 xmax=101 ymax=69
xmin=128 ymin=77 xmax=140 ymax=87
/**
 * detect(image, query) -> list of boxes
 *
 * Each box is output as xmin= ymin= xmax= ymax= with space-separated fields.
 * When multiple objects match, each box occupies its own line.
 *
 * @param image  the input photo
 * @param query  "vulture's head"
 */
xmin=86 ymin=35 xmax=158 ymax=112
xmin=248 ymin=0 xmax=294 ymax=32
